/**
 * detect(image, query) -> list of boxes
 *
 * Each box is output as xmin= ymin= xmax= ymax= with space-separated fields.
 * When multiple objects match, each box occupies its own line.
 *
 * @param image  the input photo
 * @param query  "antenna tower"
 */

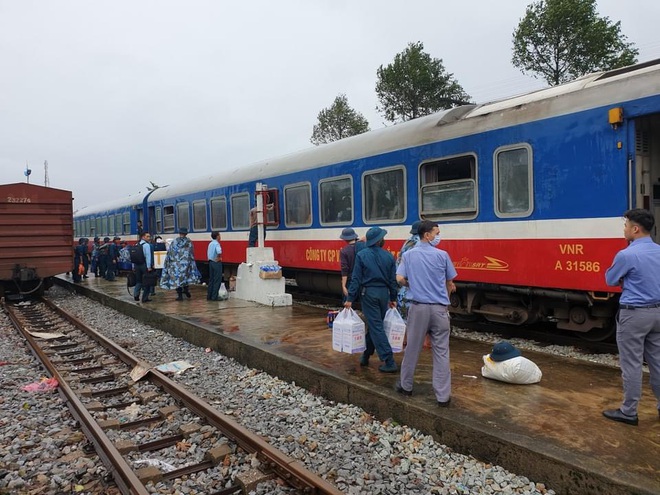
xmin=44 ymin=160 xmax=50 ymax=187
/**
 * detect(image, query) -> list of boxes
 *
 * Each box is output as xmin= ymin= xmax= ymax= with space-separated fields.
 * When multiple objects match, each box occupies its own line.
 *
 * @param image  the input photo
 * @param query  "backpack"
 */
xmin=128 ymin=243 xmax=146 ymax=264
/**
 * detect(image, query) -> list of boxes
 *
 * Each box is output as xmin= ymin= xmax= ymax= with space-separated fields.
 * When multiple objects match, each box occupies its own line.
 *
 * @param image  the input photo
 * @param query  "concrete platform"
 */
xmin=55 ymin=275 xmax=660 ymax=495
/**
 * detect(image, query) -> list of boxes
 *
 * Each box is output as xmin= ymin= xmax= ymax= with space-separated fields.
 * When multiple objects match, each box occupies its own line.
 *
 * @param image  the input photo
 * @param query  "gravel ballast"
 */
xmin=0 ymin=287 xmax=563 ymax=494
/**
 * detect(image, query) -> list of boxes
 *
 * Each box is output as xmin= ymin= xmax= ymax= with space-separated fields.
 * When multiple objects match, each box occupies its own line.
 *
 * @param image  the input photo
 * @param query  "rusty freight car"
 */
xmin=0 ymin=183 xmax=73 ymax=298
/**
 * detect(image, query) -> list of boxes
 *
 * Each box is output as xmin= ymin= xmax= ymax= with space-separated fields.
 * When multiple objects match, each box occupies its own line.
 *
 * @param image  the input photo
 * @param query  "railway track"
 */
xmin=4 ymin=297 xmax=342 ymax=495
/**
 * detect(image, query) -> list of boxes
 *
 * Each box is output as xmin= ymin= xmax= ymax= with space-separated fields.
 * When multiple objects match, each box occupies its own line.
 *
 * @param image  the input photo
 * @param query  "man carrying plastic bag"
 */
xmin=395 ymin=220 xmax=457 ymax=406
xmin=345 ymin=227 xmax=399 ymax=373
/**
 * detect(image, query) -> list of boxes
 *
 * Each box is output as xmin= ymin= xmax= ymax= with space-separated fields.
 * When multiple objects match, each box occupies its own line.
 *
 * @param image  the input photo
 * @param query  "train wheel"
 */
xmin=579 ymin=324 xmax=616 ymax=342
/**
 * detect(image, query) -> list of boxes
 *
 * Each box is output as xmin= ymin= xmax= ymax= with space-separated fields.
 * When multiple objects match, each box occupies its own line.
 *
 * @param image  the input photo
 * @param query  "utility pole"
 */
xmin=24 ymin=161 xmax=32 ymax=184
xmin=44 ymin=160 xmax=49 ymax=187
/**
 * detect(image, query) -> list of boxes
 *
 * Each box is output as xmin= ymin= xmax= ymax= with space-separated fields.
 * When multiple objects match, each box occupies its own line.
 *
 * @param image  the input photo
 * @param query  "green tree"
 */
xmin=512 ymin=0 xmax=638 ymax=86
xmin=375 ymin=41 xmax=471 ymax=123
xmin=310 ymin=94 xmax=370 ymax=145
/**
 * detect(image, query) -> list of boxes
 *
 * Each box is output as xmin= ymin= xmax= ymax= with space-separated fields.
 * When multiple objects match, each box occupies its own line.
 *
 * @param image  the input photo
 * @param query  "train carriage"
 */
xmin=74 ymin=59 xmax=660 ymax=339
xmin=0 ymin=183 xmax=73 ymax=298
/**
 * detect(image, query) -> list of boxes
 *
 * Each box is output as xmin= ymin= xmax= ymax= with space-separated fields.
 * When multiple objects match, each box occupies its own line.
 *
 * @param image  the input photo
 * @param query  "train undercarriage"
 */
xmin=286 ymin=269 xmax=618 ymax=342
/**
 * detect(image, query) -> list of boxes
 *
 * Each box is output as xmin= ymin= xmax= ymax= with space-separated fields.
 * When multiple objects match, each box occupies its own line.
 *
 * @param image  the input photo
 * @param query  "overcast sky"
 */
xmin=1 ymin=0 xmax=659 ymax=211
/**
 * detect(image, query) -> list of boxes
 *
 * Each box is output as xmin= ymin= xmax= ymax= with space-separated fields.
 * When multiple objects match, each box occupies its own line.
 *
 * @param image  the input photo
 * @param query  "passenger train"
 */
xmin=74 ymin=59 xmax=660 ymax=340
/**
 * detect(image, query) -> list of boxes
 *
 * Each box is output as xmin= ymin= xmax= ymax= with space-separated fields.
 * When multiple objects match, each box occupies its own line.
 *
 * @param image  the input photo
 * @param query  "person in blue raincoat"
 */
xmin=160 ymin=227 xmax=201 ymax=300
xmin=396 ymin=221 xmax=421 ymax=320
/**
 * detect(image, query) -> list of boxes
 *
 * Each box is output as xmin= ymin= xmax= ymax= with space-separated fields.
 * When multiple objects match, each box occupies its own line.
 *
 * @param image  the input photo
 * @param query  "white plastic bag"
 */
xmin=331 ymin=308 xmax=366 ymax=354
xmin=383 ymin=308 xmax=406 ymax=353
xmin=218 ymin=283 xmax=229 ymax=300
xmin=481 ymin=355 xmax=542 ymax=384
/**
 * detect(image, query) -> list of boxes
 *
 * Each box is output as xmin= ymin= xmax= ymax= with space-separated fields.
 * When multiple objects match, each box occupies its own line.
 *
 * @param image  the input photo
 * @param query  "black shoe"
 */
xmin=142 ymin=299 xmax=152 ymax=303
xmin=378 ymin=362 xmax=398 ymax=373
xmin=134 ymin=296 xmax=140 ymax=301
xmin=176 ymin=295 xmax=183 ymax=301
xmin=395 ymin=382 xmax=412 ymax=396
xmin=602 ymin=409 xmax=638 ymax=425
xmin=437 ymin=399 xmax=451 ymax=408
xmin=184 ymin=291 xmax=191 ymax=299
xmin=359 ymin=352 xmax=370 ymax=367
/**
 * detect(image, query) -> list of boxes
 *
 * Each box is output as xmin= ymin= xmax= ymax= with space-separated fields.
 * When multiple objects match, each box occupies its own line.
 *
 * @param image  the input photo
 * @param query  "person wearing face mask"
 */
xmin=395 ymin=220 xmax=457 ymax=406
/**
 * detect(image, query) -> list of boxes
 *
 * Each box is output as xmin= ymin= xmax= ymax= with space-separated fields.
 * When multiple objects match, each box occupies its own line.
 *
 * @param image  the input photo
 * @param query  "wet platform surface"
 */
xmin=56 ymin=275 xmax=660 ymax=495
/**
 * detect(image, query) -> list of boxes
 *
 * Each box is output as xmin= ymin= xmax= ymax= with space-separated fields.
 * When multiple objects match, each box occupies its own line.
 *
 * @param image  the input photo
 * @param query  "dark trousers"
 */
xmin=361 ymin=287 xmax=394 ymax=365
xmin=248 ymin=226 xmax=266 ymax=247
xmin=207 ymin=261 xmax=223 ymax=300
xmin=72 ymin=256 xmax=82 ymax=283
xmin=99 ymin=255 xmax=108 ymax=280
xmin=105 ymin=261 xmax=116 ymax=281
xmin=133 ymin=264 xmax=153 ymax=302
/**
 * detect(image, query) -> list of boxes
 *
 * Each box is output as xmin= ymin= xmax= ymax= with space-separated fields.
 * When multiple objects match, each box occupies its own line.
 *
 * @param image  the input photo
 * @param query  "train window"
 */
xmin=231 ymin=193 xmax=250 ymax=229
xmin=155 ymin=208 xmax=162 ymax=233
xmin=123 ymin=213 xmax=131 ymax=234
xmin=86 ymin=219 xmax=92 ymax=237
xmin=115 ymin=215 xmax=122 ymax=235
xmin=284 ymin=183 xmax=312 ymax=227
xmin=193 ymin=200 xmax=207 ymax=231
xmin=420 ymin=154 xmax=477 ymax=219
xmin=363 ymin=167 xmax=406 ymax=223
xmin=319 ymin=176 xmax=353 ymax=225
xmin=95 ymin=218 xmax=101 ymax=236
xmin=494 ymin=145 xmax=533 ymax=217
xmin=163 ymin=206 xmax=175 ymax=233
xmin=210 ymin=197 xmax=228 ymax=230
xmin=177 ymin=203 xmax=190 ymax=232
xmin=102 ymin=217 xmax=109 ymax=236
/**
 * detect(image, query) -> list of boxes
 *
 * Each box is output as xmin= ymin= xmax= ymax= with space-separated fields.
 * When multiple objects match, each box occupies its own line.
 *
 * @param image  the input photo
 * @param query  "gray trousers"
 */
xmin=616 ymin=308 xmax=660 ymax=416
xmin=400 ymin=304 xmax=451 ymax=402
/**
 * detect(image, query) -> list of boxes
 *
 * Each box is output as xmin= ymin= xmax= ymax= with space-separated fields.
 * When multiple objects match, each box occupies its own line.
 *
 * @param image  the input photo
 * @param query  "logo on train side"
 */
xmin=454 ymin=256 xmax=509 ymax=272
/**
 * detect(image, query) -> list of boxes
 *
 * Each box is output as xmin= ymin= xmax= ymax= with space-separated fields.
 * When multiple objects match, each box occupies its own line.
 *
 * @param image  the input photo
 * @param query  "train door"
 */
xmin=148 ymin=206 xmax=157 ymax=234
xmin=634 ymin=115 xmax=660 ymax=242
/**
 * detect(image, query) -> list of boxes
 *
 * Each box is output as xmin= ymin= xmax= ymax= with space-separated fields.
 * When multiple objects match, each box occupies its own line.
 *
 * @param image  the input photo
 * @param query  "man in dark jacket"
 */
xmin=339 ymin=227 xmax=364 ymax=301
xmin=344 ymin=226 xmax=398 ymax=373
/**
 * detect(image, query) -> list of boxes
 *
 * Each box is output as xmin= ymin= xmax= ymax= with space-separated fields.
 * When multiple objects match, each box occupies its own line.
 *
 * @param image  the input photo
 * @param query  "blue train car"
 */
xmin=75 ymin=59 xmax=660 ymax=339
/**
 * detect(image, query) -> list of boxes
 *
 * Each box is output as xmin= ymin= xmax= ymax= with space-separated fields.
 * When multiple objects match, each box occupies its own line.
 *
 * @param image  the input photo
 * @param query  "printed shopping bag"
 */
xmin=331 ymin=308 xmax=366 ymax=353
xmin=384 ymin=308 xmax=406 ymax=353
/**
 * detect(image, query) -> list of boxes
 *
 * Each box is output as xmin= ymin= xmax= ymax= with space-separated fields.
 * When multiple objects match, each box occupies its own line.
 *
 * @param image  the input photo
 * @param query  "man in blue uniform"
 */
xmin=395 ymin=220 xmax=457 ymax=406
xmin=344 ymin=226 xmax=398 ymax=373
xmin=603 ymin=208 xmax=660 ymax=425
xmin=207 ymin=231 xmax=223 ymax=300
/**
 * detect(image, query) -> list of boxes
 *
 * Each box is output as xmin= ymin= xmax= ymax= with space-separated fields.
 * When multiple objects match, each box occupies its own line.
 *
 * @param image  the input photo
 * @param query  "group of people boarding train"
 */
xmin=339 ymin=209 xmax=660 ymax=425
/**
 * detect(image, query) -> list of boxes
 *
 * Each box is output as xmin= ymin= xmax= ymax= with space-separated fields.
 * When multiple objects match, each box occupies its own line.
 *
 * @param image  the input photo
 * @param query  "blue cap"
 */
xmin=490 ymin=341 xmax=521 ymax=362
xmin=365 ymin=226 xmax=387 ymax=247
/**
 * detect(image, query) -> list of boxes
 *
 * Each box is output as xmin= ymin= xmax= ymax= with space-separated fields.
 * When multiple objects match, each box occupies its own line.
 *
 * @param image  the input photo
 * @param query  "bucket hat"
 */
xmin=178 ymin=227 xmax=188 ymax=235
xmin=103 ymin=237 xmax=110 ymax=242
xmin=489 ymin=341 xmax=521 ymax=362
xmin=339 ymin=227 xmax=358 ymax=241
xmin=410 ymin=220 xmax=422 ymax=235
xmin=365 ymin=226 xmax=387 ymax=247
